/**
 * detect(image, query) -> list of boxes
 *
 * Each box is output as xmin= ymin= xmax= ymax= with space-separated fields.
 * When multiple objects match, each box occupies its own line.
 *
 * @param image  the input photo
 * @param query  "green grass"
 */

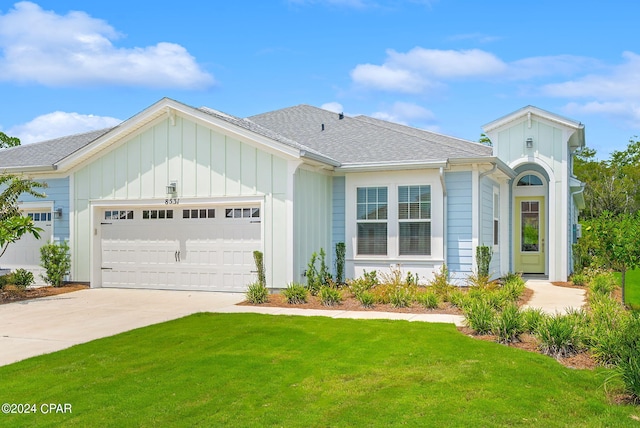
xmin=618 ymin=269 xmax=640 ymax=310
xmin=1 ymin=313 xmax=639 ymax=427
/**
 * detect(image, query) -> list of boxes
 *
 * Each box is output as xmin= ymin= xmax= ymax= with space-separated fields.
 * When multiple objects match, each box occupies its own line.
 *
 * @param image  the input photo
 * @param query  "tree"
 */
xmin=582 ymin=212 xmax=640 ymax=304
xmin=0 ymin=174 xmax=47 ymax=263
xmin=479 ymin=133 xmax=492 ymax=146
xmin=0 ymin=132 xmax=20 ymax=148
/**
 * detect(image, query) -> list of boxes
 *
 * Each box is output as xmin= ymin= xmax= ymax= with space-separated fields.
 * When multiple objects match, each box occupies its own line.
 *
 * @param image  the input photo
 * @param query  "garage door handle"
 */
xmin=175 ymin=251 xmax=178 ymax=262
xmin=101 ymin=267 xmax=113 ymax=270
xmin=175 ymin=251 xmax=181 ymax=262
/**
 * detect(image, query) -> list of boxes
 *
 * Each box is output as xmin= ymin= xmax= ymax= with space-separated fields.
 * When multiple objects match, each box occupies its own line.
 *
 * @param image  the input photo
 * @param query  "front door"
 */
xmin=515 ymin=196 xmax=545 ymax=274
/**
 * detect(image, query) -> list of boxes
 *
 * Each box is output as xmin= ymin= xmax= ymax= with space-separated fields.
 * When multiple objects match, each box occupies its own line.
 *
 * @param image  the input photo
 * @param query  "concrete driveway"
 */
xmin=0 ymin=288 xmax=245 ymax=367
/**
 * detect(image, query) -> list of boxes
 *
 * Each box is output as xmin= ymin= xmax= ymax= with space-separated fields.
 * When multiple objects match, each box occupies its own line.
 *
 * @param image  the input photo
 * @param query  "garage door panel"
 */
xmin=101 ymin=206 xmax=261 ymax=291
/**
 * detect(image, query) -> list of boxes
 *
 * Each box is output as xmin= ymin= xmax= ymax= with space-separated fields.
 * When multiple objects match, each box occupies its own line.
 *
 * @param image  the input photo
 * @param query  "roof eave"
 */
xmin=448 ymin=157 xmax=516 ymax=179
xmin=336 ymin=160 xmax=448 ymax=172
xmin=0 ymin=165 xmax=57 ymax=174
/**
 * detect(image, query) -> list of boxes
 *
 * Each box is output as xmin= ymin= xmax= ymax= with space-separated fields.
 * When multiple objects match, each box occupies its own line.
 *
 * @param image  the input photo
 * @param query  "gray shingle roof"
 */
xmin=0 ymin=128 xmax=112 ymax=169
xmin=248 ymin=105 xmax=491 ymax=165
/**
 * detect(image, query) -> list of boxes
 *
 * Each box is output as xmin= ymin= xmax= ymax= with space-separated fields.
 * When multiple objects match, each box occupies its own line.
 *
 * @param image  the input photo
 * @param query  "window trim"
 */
xmin=398 ymin=184 xmax=432 ymax=256
xmin=356 ymin=186 xmax=388 ymax=256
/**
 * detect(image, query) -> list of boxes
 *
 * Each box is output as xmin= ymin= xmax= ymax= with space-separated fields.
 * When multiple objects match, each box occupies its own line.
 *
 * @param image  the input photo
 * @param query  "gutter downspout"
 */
xmin=569 ymin=183 xmax=586 ymax=275
xmin=440 ymin=167 xmax=447 ymax=276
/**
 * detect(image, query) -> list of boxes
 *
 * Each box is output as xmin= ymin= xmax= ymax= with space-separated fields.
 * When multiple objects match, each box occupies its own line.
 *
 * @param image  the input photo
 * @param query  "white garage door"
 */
xmin=1 ymin=210 xmax=53 ymax=282
xmin=100 ymin=206 xmax=261 ymax=292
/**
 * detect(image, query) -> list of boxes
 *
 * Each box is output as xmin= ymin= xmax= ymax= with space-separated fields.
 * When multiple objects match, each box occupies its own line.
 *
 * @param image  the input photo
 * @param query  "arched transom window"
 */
xmin=517 ymin=174 xmax=543 ymax=186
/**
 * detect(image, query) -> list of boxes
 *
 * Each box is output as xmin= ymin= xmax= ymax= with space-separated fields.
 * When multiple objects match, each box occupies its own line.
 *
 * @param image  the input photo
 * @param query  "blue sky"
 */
xmin=0 ymin=1 xmax=638 ymax=159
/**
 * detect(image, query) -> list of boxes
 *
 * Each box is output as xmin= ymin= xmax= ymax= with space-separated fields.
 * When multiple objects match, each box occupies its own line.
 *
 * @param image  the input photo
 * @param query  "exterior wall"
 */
xmin=293 ymin=167 xmax=333 ymax=285
xmin=445 ymin=171 xmax=473 ymax=280
xmin=344 ymin=169 xmax=445 ymax=284
xmin=332 ymin=176 xmax=346 ymax=251
xmin=492 ymin=116 xmax=573 ymax=281
xmin=72 ymin=115 xmax=290 ymax=287
xmin=18 ymin=177 xmax=70 ymax=241
xmin=480 ymin=177 xmax=501 ymax=278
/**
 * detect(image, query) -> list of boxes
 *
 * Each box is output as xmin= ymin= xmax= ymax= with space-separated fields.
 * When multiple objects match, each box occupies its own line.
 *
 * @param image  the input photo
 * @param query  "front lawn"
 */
xmin=618 ymin=269 xmax=640 ymax=310
xmin=1 ymin=313 xmax=638 ymax=427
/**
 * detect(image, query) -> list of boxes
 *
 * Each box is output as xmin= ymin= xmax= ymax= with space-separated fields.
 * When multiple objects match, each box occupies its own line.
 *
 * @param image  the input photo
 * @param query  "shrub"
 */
xmin=570 ymin=272 xmax=588 ymax=286
xmin=283 ymin=283 xmax=308 ymax=304
xmin=253 ymin=251 xmax=266 ymax=287
xmin=467 ymin=271 xmax=497 ymax=290
xmin=589 ymin=272 xmax=618 ymax=297
xmin=319 ymin=285 xmax=342 ymax=306
xmin=501 ymin=275 xmax=526 ymax=301
xmin=306 ymin=252 xmax=321 ymax=295
xmin=335 ymin=242 xmax=345 ymax=284
xmin=372 ymin=283 xmax=393 ymax=305
xmin=448 ymin=289 xmax=470 ymax=310
xmin=40 ymin=241 xmax=71 ymax=287
xmin=390 ymin=286 xmax=413 ymax=308
xmin=12 ymin=268 xmax=34 ymax=289
xmin=536 ymin=313 xmax=582 ymax=358
xmin=245 ymin=282 xmax=269 ymax=304
xmin=356 ymin=291 xmax=375 ymax=308
xmin=521 ymin=307 xmax=546 ymax=334
xmin=492 ymin=303 xmax=524 ymax=344
xmin=0 ymin=272 xmax=15 ymax=290
xmin=464 ymin=298 xmax=495 ymax=335
xmin=429 ymin=265 xmax=453 ymax=299
xmin=416 ymin=290 xmax=440 ymax=309
xmin=476 ymin=245 xmax=492 ymax=277
xmin=618 ymin=353 xmax=640 ymax=403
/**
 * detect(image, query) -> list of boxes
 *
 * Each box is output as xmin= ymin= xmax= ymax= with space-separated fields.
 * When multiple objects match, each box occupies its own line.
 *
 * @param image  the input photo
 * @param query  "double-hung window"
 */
xmin=398 ymin=185 xmax=431 ymax=255
xmin=356 ymin=187 xmax=388 ymax=255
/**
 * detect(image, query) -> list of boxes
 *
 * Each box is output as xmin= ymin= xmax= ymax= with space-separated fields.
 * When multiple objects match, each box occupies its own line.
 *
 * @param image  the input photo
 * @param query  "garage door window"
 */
xmin=143 ymin=209 xmax=174 ymax=220
xmin=226 ymin=208 xmax=260 ymax=219
xmin=183 ymin=209 xmax=215 ymax=219
xmin=28 ymin=212 xmax=51 ymax=222
xmin=105 ymin=210 xmax=134 ymax=220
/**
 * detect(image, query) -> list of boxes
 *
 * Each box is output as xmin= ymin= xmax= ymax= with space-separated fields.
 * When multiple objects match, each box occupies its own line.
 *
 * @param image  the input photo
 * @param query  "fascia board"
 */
xmin=448 ymin=157 xmax=516 ymax=179
xmin=336 ymin=160 xmax=448 ymax=172
xmin=483 ymin=106 xmax=583 ymax=133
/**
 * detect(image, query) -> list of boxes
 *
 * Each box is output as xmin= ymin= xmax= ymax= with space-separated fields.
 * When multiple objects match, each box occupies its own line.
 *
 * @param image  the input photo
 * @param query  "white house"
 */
xmin=0 ymin=98 xmax=585 ymax=291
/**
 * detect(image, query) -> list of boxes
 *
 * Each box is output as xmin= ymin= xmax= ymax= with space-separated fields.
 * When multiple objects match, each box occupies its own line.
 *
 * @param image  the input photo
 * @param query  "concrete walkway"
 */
xmin=0 ymin=280 xmax=582 ymax=367
xmin=521 ymin=279 xmax=586 ymax=314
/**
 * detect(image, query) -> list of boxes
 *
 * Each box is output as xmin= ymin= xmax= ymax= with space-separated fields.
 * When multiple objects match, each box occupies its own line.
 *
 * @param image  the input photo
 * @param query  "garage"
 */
xmin=99 ymin=204 xmax=261 ymax=292
xmin=1 ymin=208 xmax=53 ymax=282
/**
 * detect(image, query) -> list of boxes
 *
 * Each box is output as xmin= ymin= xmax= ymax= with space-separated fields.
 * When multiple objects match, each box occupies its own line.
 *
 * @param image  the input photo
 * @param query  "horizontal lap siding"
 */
xmin=332 ymin=176 xmax=345 ymax=261
xmin=446 ymin=172 xmax=472 ymax=277
xmin=19 ymin=178 xmax=70 ymax=241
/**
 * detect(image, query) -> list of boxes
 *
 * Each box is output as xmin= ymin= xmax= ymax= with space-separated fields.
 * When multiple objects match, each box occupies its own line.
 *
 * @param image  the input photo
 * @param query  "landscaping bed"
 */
xmin=0 ymin=283 xmax=89 ymax=305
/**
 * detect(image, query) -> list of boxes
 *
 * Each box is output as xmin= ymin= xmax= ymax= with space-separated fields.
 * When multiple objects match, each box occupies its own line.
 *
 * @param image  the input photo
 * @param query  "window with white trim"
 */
xmin=105 ymin=210 xmax=133 ymax=220
xmin=398 ymin=185 xmax=431 ymax=255
xmin=356 ymin=187 xmax=387 ymax=255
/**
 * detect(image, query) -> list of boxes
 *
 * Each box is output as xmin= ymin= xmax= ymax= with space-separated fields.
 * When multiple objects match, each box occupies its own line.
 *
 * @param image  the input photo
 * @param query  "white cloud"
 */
xmin=564 ymin=101 xmax=640 ymax=129
xmin=7 ymin=111 xmax=121 ymax=144
xmin=350 ymin=47 xmax=592 ymax=93
xmin=321 ymin=102 xmax=344 ymax=113
xmin=372 ymin=101 xmax=437 ymax=127
xmin=0 ymin=2 xmax=214 ymax=88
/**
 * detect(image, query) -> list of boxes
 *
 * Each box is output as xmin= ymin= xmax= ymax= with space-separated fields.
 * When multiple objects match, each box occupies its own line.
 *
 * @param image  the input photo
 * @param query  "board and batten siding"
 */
xmin=72 ymin=115 xmax=289 ymax=287
xmin=293 ymin=167 xmax=332 ymax=284
xmin=331 ymin=176 xmax=345 ymax=267
xmin=445 ymin=171 xmax=473 ymax=280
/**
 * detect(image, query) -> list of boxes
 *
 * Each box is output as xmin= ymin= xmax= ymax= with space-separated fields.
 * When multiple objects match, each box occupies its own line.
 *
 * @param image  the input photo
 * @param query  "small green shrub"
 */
xmin=253 ymin=251 xmax=266 ymax=287
xmin=492 ymin=303 xmax=524 ymax=344
xmin=335 ymin=242 xmax=345 ymax=284
xmin=356 ymin=291 xmax=375 ymax=308
xmin=476 ymin=245 xmax=492 ymax=277
xmin=40 ymin=241 xmax=71 ymax=287
xmin=589 ymin=273 xmax=618 ymax=297
xmin=283 ymin=283 xmax=308 ymax=304
xmin=416 ymin=290 xmax=440 ymax=309
xmin=618 ymin=353 xmax=640 ymax=402
xmin=570 ymin=272 xmax=588 ymax=286
xmin=390 ymin=287 xmax=413 ymax=308
xmin=372 ymin=283 xmax=393 ymax=304
xmin=464 ymin=298 xmax=495 ymax=335
xmin=521 ymin=308 xmax=546 ymax=334
xmin=448 ymin=288 xmax=470 ymax=309
xmin=536 ymin=313 xmax=582 ymax=358
xmin=12 ymin=268 xmax=34 ymax=289
xmin=501 ymin=275 xmax=526 ymax=301
xmin=245 ymin=282 xmax=269 ymax=304
xmin=0 ymin=272 xmax=16 ymax=290
xmin=319 ymin=285 xmax=342 ymax=306
xmin=429 ymin=265 xmax=452 ymax=299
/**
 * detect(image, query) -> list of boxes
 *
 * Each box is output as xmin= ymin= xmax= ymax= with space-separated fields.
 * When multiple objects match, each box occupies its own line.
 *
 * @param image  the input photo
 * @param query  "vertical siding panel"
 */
xmin=332 ymin=176 xmax=345 ymax=252
xmin=154 ymin=121 xmax=169 ymax=199
xmin=90 ymin=158 xmax=102 ymax=197
xmin=256 ymin=151 xmax=272 ymax=195
xmin=167 ymin=117 xmax=182 ymax=196
xmin=101 ymin=151 xmax=115 ymax=198
xmin=240 ymin=144 xmax=257 ymax=195
xmin=181 ymin=119 xmax=197 ymax=197
xmin=210 ymin=131 xmax=225 ymax=195
xmin=140 ymin=129 xmax=154 ymax=198
xmin=196 ymin=125 xmax=211 ymax=197
xmin=114 ymin=145 xmax=128 ymax=199
xmin=225 ymin=137 xmax=241 ymax=195
xmin=127 ymin=136 xmax=141 ymax=199
xmin=272 ymin=157 xmax=287 ymax=195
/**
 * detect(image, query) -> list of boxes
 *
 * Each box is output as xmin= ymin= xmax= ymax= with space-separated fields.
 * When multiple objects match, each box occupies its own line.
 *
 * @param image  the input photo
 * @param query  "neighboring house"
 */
xmin=0 ymin=98 xmax=585 ymax=291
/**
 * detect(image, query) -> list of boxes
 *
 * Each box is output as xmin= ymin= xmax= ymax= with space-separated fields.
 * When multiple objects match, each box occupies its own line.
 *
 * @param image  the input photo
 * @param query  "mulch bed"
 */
xmin=0 ymin=283 xmax=89 ymax=305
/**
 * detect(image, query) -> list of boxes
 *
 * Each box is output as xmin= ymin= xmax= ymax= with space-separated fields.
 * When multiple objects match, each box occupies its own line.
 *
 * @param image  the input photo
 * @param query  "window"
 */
xmin=225 ymin=207 xmax=260 ymax=219
xmin=521 ymin=201 xmax=540 ymax=252
xmin=398 ymin=185 xmax=431 ymax=255
xmin=143 ymin=210 xmax=173 ymax=220
xmin=27 ymin=212 xmax=51 ymax=222
xmin=517 ymin=174 xmax=543 ymax=186
xmin=493 ymin=193 xmax=499 ymax=246
xmin=105 ymin=210 xmax=133 ymax=220
xmin=356 ymin=187 xmax=387 ymax=255
xmin=182 ymin=208 xmax=215 ymax=219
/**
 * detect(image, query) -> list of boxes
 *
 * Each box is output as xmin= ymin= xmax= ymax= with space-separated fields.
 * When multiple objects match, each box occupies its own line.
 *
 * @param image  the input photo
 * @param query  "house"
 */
xmin=0 ymin=98 xmax=585 ymax=291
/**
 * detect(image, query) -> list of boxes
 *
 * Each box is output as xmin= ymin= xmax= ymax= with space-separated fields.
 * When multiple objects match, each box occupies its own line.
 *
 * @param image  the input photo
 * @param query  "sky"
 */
xmin=0 ymin=1 xmax=638 ymax=159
